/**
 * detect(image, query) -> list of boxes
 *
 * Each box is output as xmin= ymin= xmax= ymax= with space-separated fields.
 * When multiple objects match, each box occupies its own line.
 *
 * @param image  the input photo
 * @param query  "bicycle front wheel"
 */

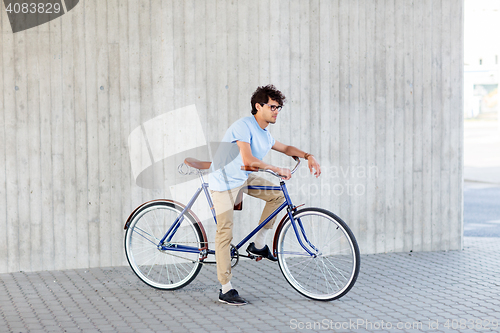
xmin=124 ymin=200 xmax=204 ymax=290
xmin=276 ymin=208 xmax=360 ymax=301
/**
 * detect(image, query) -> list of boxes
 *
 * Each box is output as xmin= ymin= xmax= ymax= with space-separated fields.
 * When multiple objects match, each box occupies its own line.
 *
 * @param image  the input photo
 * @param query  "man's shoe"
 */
xmin=218 ymin=289 xmax=248 ymax=305
xmin=246 ymin=242 xmax=278 ymax=262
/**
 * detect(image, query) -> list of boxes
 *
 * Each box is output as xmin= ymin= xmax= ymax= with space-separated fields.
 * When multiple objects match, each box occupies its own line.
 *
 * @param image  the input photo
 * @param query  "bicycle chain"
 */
xmin=158 ymin=242 xmax=243 ymax=266
xmin=158 ymin=241 xmax=212 ymax=265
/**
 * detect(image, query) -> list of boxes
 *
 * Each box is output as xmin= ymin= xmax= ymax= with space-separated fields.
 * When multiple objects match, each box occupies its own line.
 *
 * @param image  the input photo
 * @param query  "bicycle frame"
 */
xmin=158 ymin=171 xmax=318 ymax=258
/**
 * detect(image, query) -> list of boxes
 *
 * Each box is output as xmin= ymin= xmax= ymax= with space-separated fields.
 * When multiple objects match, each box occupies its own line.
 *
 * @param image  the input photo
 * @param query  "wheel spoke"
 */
xmin=322 ymin=255 xmax=350 ymax=281
xmin=319 ymin=257 xmax=341 ymax=291
xmin=313 ymin=257 xmax=332 ymax=293
xmin=132 ymin=226 xmax=160 ymax=246
xmin=294 ymin=256 xmax=315 ymax=280
xmin=145 ymin=252 xmax=160 ymax=277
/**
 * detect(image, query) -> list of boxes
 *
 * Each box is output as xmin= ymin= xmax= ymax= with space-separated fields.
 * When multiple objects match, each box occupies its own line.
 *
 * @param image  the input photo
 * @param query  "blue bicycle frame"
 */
xmin=158 ymin=172 xmax=318 ymax=258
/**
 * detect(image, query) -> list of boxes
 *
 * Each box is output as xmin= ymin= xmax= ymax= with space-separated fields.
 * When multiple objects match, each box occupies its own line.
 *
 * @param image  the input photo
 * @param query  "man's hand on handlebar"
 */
xmin=239 ymin=155 xmax=299 ymax=180
xmin=275 ymin=167 xmax=291 ymax=180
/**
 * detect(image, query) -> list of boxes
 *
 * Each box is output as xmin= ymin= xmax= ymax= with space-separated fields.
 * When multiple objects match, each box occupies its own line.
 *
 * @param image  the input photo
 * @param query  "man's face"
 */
xmin=257 ymin=98 xmax=281 ymax=124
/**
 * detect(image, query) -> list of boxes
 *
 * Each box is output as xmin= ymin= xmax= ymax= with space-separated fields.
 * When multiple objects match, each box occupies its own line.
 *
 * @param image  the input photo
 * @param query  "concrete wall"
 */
xmin=0 ymin=0 xmax=464 ymax=273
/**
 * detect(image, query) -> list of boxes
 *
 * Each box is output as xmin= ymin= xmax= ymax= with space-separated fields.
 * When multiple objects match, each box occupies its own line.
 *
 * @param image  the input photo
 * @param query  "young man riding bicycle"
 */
xmin=209 ymin=85 xmax=321 ymax=305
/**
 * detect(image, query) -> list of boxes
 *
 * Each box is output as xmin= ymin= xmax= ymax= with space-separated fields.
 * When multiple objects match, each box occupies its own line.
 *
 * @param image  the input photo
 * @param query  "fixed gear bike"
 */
xmin=124 ymin=156 xmax=360 ymax=301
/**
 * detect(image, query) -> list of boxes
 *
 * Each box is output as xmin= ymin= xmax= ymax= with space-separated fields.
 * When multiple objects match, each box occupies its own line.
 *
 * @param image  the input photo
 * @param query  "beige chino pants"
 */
xmin=211 ymin=173 xmax=285 ymax=285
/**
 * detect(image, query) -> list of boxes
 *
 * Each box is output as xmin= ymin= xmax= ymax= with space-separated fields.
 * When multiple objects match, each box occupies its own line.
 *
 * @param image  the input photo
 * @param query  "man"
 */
xmin=209 ymin=85 xmax=321 ymax=305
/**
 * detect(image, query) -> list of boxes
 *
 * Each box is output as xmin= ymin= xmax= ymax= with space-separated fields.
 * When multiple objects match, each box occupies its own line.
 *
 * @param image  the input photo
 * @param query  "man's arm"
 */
xmin=236 ymin=141 xmax=291 ymax=180
xmin=272 ymin=140 xmax=321 ymax=177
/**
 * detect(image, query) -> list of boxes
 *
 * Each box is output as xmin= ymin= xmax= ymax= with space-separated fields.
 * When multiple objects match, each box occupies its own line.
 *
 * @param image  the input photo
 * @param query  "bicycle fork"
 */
xmin=281 ymin=181 xmax=320 ymax=257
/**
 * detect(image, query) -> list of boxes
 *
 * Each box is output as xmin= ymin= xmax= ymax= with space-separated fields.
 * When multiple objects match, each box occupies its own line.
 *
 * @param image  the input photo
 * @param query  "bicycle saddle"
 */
xmin=184 ymin=157 xmax=212 ymax=170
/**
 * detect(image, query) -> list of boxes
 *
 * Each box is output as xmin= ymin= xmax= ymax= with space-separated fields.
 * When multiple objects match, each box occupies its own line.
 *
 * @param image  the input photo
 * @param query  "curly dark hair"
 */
xmin=250 ymin=84 xmax=286 ymax=115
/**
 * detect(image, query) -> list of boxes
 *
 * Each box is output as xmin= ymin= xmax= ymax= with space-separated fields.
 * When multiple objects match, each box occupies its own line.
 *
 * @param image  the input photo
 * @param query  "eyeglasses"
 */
xmin=260 ymin=103 xmax=283 ymax=112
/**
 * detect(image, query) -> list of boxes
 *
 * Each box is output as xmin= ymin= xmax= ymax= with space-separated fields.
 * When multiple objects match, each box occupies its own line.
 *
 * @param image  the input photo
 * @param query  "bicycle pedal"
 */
xmin=245 ymin=251 xmax=259 ymax=260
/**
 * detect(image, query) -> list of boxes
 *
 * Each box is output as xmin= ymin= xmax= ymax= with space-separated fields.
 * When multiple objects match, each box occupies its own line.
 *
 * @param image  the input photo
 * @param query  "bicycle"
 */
xmin=124 ymin=156 xmax=360 ymax=301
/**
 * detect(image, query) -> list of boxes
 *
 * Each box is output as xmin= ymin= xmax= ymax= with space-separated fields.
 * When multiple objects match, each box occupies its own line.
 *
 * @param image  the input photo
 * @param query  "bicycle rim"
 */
xmin=277 ymin=208 xmax=360 ymax=301
xmin=125 ymin=202 xmax=203 ymax=290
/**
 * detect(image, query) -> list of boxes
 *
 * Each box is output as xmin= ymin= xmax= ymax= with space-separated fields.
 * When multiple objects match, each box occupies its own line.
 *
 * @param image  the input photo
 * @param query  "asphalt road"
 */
xmin=464 ymin=181 xmax=500 ymax=237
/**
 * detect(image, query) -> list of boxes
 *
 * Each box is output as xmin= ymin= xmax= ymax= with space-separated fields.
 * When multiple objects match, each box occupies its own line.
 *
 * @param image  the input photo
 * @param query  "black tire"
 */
xmin=276 ymin=208 xmax=360 ymax=301
xmin=124 ymin=200 xmax=204 ymax=290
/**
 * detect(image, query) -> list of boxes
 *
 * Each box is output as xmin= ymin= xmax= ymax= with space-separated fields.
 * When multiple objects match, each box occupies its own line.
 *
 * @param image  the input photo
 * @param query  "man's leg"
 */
xmin=211 ymin=186 xmax=248 ymax=305
xmin=211 ymin=187 xmax=239 ymax=285
xmin=245 ymin=174 xmax=285 ymax=252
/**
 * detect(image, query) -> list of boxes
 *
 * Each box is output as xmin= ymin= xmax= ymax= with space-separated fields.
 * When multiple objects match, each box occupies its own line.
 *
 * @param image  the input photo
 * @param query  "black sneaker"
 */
xmin=246 ymin=242 xmax=278 ymax=262
xmin=218 ymin=289 xmax=248 ymax=306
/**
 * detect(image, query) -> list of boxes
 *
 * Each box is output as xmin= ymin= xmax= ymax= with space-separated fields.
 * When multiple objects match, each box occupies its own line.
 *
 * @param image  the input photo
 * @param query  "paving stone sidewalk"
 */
xmin=0 ymin=237 xmax=499 ymax=333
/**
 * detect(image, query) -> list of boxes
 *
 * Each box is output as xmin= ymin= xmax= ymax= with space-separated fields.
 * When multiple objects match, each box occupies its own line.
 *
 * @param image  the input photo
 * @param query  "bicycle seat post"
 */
xmin=199 ymin=171 xmax=207 ymax=186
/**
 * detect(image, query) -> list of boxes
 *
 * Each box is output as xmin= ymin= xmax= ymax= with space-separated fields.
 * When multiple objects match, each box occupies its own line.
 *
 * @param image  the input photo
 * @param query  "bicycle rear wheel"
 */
xmin=124 ymin=200 xmax=204 ymax=290
xmin=276 ymin=208 xmax=360 ymax=301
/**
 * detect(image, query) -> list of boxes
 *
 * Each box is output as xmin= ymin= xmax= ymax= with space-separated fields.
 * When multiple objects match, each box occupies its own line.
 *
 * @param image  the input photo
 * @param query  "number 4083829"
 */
xmin=5 ymin=2 xmax=61 ymax=14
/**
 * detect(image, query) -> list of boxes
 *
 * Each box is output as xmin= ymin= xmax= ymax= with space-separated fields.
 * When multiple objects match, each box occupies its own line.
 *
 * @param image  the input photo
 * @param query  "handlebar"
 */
xmin=241 ymin=156 xmax=301 ymax=178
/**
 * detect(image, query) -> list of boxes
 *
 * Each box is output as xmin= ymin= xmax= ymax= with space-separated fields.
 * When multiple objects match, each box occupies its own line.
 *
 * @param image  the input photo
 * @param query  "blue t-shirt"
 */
xmin=209 ymin=116 xmax=275 ymax=191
